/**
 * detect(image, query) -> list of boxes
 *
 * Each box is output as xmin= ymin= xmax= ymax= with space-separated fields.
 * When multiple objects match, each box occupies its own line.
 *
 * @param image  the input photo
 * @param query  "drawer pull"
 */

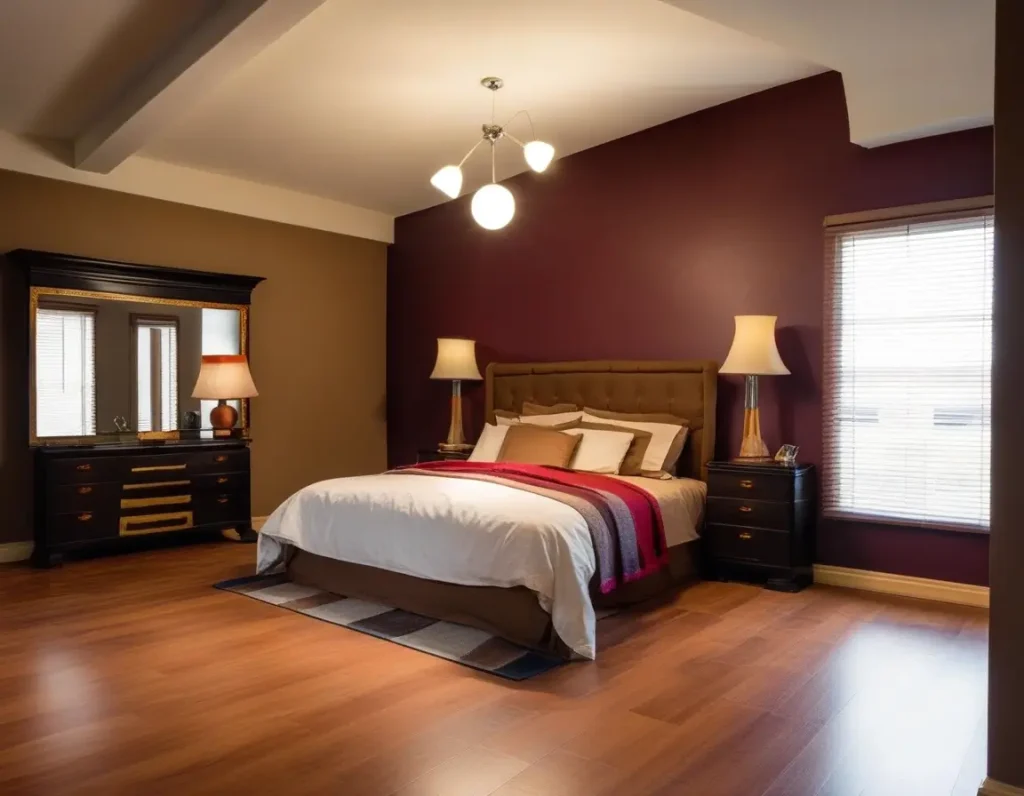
xmin=739 ymin=479 xmax=753 ymax=488
xmin=77 ymin=486 xmax=93 ymax=495
xmin=131 ymin=464 xmax=187 ymax=473
xmin=217 ymin=477 xmax=230 ymax=484
xmin=739 ymin=506 xmax=753 ymax=513
xmin=739 ymin=532 xmax=753 ymax=540
xmin=76 ymin=463 xmax=92 ymax=472
xmin=217 ymin=496 xmax=230 ymax=504
xmin=214 ymin=455 xmax=229 ymax=463
xmin=78 ymin=512 xmax=93 ymax=522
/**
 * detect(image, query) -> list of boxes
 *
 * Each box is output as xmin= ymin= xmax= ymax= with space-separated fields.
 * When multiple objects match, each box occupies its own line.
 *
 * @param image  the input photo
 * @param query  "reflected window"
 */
xmin=134 ymin=317 xmax=178 ymax=432
xmin=36 ymin=307 xmax=96 ymax=436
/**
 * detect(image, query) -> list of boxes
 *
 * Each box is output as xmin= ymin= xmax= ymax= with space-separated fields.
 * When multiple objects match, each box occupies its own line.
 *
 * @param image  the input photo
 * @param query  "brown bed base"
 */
xmin=287 ymin=541 xmax=701 ymax=660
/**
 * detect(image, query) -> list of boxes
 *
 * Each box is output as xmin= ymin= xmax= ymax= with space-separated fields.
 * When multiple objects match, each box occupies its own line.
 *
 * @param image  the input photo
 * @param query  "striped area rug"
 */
xmin=214 ymin=573 xmax=568 ymax=680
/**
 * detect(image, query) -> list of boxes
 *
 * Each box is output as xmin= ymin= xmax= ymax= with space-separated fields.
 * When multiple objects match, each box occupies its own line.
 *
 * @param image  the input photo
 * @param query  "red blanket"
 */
xmin=396 ymin=461 xmax=669 ymax=593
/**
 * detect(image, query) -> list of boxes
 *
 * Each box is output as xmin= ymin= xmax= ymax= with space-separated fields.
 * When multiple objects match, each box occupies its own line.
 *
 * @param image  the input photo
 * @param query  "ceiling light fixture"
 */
xmin=429 ymin=77 xmax=555 ymax=230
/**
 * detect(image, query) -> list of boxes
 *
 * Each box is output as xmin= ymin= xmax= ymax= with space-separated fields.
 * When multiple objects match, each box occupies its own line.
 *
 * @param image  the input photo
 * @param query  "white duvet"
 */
xmin=257 ymin=473 xmax=704 ymax=659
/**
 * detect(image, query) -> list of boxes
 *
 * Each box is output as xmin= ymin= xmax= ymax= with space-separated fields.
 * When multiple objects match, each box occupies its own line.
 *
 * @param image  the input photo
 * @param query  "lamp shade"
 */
xmin=430 ymin=165 xmax=463 ymax=199
xmin=192 ymin=354 xmax=258 ymax=399
xmin=523 ymin=140 xmax=555 ymax=172
xmin=430 ymin=338 xmax=482 ymax=381
xmin=720 ymin=315 xmax=790 ymax=376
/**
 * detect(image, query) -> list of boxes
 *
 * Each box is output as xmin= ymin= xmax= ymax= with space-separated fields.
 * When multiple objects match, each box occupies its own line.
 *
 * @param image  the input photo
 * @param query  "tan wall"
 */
xmin=989 ymin=1 xmax=1024 ymax=789
xmin=0 ymin=168 xmax=387 ymax=544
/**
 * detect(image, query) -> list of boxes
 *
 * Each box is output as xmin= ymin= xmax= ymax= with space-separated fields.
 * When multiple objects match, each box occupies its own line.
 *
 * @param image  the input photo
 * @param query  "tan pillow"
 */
xmin=576 ymin=421 xmax=653 ymax=476
xmin=496 ymin=424 xmax=581 ymax=467
xmin=582 ymin=407 xmax=690 ymax=476
xmin=493 ymin=409 xmax=520 ymax=425
xmin=521 ymin=401 xmax=580 ymax=416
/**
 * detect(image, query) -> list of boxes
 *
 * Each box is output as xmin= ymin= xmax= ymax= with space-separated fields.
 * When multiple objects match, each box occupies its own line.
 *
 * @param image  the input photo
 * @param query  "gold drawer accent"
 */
xmin=120 ymin=495 xmax=191 ymax=510
xmin=217 ymin=476 xmax=230 ymax=485
xmin=123 ymin=480 xmax=190 ymax=491
xmin=739 ymin=479 xmax=754 ymax=488
xmin=131 ymin=464 xmax=187 ymax=473
xmin=119 ymin=511 xmax=193 ymax=536
xmin=76 ymin=463 xmax=92 ymax=472
xmin=78 ymin=512 xmax=93 ymax=522
xmin=214 ymin=455 xmax=229 ymax=463
xmin=739 ymin=506 xmax=753 ymax=513
xmin=739 ymin=532 xmax=753 ymax=540
xmin=77 ymin=486 xmax=93 ymax=495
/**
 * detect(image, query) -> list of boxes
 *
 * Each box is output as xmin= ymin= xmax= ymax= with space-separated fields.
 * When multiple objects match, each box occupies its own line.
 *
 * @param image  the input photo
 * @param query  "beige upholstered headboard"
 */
xmin=485 ymin=360 xmax=718 ymax=481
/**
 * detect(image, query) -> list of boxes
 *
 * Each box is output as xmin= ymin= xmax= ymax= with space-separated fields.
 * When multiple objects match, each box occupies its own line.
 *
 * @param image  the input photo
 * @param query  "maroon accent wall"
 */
xmin=387 ymin=71 xmax=993 ymax=586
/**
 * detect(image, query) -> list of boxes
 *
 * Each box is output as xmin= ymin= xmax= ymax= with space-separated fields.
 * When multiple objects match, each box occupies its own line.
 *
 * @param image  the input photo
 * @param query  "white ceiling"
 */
xmin=665 ymin=0 xmax=994 ymax=146
xmin=140 ymin=0 xmax=821 ymax=216
xmin=0 ymin=0 xmax=995 ymax=242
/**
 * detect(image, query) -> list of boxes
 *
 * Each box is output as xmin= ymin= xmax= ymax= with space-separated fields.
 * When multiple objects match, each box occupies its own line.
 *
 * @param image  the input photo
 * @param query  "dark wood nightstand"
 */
xmin=416 ymin=448 xmax=472 ymax=464
xmin=704 ymin=461 xmax=816 ymax=592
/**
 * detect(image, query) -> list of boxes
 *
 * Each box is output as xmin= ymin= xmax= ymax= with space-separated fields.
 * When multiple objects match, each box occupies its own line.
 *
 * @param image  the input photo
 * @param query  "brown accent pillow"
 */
xmin=575 ymin=421 xmax=653 ymax=477
xmin=496 ymin=424 xmax=581 ymax=467
xmin=583 ymin=407 xmax=690 ymax=476
xmin=520 ymin=401 xmax=580 ymax=416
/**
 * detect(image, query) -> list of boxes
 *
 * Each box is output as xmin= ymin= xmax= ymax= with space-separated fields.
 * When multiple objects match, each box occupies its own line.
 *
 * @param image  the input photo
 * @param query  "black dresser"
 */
xmin=705 ymin=461 xmax=816 ymax=591
xmin=33 ymin=440 xmax=252 ymax=567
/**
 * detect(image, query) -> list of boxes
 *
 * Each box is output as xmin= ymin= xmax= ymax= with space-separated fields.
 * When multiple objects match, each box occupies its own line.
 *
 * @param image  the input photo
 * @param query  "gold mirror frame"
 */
xmin=29 ymin=286 xmax=250 ymax=446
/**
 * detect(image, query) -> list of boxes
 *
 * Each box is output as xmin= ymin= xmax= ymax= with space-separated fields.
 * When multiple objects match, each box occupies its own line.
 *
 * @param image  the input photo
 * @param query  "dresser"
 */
xmin=705 ymin=461 xmax=816 ymax=591
xmin=33 ymin=440 xmax=252 ymax=567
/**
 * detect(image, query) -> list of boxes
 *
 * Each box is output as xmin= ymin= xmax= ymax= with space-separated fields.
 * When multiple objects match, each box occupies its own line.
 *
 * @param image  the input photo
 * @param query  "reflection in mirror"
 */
xmin=33 ymin=291 xmax=243 ymax=440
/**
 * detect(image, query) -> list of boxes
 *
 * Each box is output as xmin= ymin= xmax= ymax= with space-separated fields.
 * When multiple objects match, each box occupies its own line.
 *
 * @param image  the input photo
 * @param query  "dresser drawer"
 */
xmin=191 ymin=448 xmax=249 ymax=474
xmin=706 ymin=524 xmax=790 ymax=566
xmin=192 ymin=472 xmax=246 ymax=492
xmin=50 ymin=509 xmax=119 ymax=543
xmin=48 ymin=482 xmax=121 ymax=516
xmin=194 ymin=491 xmax=249 ymax=525
xmin=708 ymin=470 xmax=792 ymax=501
xmin=706 ymin=496 xmax=792 ymax=531
xmin=48 ymin=457 xmax=121 ymax=485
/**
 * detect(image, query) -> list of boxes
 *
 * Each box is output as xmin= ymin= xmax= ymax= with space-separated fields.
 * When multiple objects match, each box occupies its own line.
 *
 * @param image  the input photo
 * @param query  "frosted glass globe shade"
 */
xmin=430 ymin=165 xmax=463 ymax=198
xmin=523 ymin=141 xmax=555 ymax=172
xmin=471 ymin=184 xmax=515 ymax=230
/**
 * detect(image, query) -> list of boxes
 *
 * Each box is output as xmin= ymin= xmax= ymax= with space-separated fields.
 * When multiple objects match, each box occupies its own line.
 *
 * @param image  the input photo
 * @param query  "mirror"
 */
xmin=30 ymin=288 xmax=249 ymax=443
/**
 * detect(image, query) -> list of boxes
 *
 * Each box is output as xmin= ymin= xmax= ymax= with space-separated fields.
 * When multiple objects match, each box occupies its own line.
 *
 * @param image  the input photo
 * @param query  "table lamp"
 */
xmin=430 ymin=338 xmax=482 ymax=451
xmin=192 ymin=354 xmax=258 ymax=432
xmin=720 ymin=315 xmax=790 ymax=461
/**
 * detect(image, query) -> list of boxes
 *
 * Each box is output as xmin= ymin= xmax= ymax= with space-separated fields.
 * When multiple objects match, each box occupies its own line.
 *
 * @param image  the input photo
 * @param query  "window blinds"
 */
xmin=36 ymin=308 xmax=96 ymax=437
xmin=823 ymin=210 xmax=994 ymax=530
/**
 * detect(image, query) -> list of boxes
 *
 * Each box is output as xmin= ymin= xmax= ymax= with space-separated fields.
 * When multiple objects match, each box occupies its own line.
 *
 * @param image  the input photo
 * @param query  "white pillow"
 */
xmin=564 ymin=428 xmax=635 ymax=474
xmin=495 ymin=414 xmax=519 ymax=426
xmin=518 ymin=411 xmax=583 ymax=426
xmin=469 ymin=423 xmax=510 ymax=462
xmin=580 ymin=412 xmax=681 ymax=473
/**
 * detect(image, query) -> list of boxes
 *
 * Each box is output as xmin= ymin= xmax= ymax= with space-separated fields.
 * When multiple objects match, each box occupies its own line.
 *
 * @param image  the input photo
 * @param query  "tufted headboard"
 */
xmin=485 ymin=360 xmax=718 ymax=481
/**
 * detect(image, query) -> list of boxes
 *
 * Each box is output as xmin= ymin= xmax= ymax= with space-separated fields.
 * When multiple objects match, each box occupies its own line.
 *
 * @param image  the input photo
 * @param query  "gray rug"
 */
xmin=214 ymin=573 xmax=568 ymax=680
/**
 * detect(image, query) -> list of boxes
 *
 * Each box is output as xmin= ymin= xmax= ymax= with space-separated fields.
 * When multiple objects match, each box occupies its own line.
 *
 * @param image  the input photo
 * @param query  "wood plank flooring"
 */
xmin=0 ymin=543 xmax=988 ymax=795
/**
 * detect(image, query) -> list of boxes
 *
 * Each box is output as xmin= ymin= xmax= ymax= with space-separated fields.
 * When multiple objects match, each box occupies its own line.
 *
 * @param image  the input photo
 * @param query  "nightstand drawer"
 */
xmin=708 ymin=470 xmax=792 ymax=501
xmin=706 ymin=497 xmax=791 ymax=531
xmin=706 ymin=524 xmax=790 ymax=566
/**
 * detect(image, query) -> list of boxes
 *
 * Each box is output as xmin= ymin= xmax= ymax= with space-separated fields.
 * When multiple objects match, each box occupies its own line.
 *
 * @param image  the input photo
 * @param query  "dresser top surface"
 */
xmin=35 ymin=439 xmax=249 ymax=458
xmin=708 ymin=460 xmax=814 ymax=476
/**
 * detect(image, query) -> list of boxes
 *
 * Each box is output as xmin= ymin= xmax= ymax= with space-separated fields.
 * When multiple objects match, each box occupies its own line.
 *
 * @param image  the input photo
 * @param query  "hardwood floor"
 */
xmin=0 ymin=543 xmax=988 ymax=796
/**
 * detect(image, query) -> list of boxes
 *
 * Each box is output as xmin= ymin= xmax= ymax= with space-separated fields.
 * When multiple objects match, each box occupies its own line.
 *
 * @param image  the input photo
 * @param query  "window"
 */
xmin=134 ymin=317 xmax=178 ymax=432
xmin=823 ymin=206 xmax=993 ymax=530
xmin=36 ymin=306 xmax=97 ymax=437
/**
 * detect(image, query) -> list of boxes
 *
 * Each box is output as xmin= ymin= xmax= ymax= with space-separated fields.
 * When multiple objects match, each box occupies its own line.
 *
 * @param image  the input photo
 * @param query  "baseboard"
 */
xmin=813 ymin=564 xmax=989 ymax=608
xmin=252 ymin=516 xmax=267 ymax=531
xmin=979 ymin=777 xmax=1024 ymax=796
xmin=0 ymin=541 xmax=33 ymax=563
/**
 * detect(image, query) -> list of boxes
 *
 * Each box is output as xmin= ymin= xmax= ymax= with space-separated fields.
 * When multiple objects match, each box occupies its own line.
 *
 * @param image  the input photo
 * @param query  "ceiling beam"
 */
xmin=74 ymin=0 xmax=328 ymax=173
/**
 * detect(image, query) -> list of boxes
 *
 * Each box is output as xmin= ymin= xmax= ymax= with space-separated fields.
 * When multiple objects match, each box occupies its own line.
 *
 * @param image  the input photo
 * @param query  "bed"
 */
xmin=257 ymin=360 xmax=717 ymax=660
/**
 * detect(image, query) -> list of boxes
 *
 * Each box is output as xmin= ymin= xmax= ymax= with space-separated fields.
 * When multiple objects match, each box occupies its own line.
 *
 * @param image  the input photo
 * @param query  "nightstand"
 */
xmin=416 ymin=448 xmax=472 ymax=464
xmin=704 ymin=461 xmax=816 ymax=592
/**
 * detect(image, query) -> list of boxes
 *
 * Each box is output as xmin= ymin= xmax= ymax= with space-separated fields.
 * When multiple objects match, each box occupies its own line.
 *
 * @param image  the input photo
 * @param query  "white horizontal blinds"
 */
xmin=135 ymin=321 xmax=179 ymax=432
xmin=823 ymin=210 xmax=994 ymax=529
xmin=36 ymin=308 xmax=96 ymax=437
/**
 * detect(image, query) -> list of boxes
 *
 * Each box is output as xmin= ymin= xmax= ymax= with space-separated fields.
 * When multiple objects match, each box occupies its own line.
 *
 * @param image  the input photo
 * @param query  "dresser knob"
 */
xmin=76 ymin=464 xmax=92 ymax=472
xmin=739 ymin=506 xmax=753 ymax=513
xmin=217 ymin=496 xmax=229 ymax=504
xmin=77 ymin=486 xmax=93 ymax=495
xmin=739 ymin=532 xmax=753 ymax=540
xmin=217 ymin=477 xmax=229 ymax=484
xmin=214 ymin=455 xmax=228 ymax=463
xmin=78 ymin=513 xmax=93 ymax=522
xmin=739 ymin=479 xmax=753 ymax=488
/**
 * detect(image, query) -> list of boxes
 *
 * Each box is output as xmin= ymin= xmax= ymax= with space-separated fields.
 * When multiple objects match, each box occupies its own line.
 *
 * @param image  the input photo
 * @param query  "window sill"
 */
xmin=823 ymin=510 xmax=990 ymax=535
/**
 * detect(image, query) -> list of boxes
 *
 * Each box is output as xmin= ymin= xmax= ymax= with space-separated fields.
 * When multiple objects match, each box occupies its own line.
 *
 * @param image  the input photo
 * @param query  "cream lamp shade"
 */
xmin=192 ymin=354 xmax=259 ymax=399
xmin=720 ymin=316 xmax=790 ymax=376
xmin=430 ymin=338 xmax=483 ymax=381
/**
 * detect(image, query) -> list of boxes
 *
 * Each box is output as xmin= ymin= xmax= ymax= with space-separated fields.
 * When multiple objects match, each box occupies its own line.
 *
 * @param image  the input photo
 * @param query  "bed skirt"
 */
xmin=286 ymin=540 xmax=701 ymax=660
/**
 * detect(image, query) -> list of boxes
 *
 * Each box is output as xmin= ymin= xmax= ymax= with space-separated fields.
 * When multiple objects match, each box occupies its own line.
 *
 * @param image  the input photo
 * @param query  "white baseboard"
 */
xmin=979 ymin=777 xmax=1024 ymax=796
xmin=0 ymin=541 xmax=33 ymax=563
xmin=813 ymin=564 xmax=989 ymax=608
